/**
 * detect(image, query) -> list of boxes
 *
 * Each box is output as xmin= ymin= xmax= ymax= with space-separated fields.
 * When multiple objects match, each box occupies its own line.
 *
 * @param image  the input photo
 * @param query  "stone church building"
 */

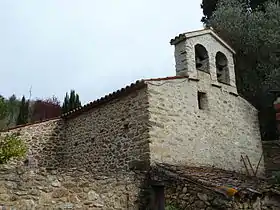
xmin=0 ymin=29 xmax=280 ymax=209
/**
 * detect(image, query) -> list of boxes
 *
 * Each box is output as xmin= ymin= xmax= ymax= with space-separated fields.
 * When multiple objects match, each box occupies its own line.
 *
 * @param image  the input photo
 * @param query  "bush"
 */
xmin=165 ymin=204 xmax=180 ymax=210
xmin=0 ymin=133 xmax=27 ymax=164
xmin=272 ymin=171 xmax=280 ymax=184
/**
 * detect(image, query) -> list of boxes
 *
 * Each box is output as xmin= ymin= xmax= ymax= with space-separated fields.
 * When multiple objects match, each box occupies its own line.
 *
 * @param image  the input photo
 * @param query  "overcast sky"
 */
xmin=0 ymin=0 xmax=202 ymax=104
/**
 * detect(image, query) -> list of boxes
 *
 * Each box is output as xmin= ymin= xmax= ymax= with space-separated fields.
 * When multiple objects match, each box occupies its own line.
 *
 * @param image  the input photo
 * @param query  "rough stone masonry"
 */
xmin=0 ymin=28 xmax=269 ymax=209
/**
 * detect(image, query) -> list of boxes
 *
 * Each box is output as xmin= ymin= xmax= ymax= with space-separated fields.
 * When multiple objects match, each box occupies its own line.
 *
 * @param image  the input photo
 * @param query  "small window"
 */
xmin=216 ymin=52 xmax=230 ymax=85
xmin=195 ymin=44 xmax=210 ymax=73
xmin=198 ymin=91 xmax=208 ymax=110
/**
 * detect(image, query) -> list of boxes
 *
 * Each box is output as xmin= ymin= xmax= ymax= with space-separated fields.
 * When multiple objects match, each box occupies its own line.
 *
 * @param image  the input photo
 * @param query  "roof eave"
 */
xmin=170 ymin=29 xmax=236 ymax=54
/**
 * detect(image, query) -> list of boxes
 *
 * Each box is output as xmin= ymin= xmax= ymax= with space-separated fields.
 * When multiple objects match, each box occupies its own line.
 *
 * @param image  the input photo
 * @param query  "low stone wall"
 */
xmin=262 ymin=140 xmax=280 ymax=178
xmin=1 ymin=119 xmax=64 ymax=168
xmin=164 ymin=180 xmax=280 ymax=210
xmin=149 ymin=164 xmax=280 ymax=210
xmin=0 ymin=164 xmax=144 ymax=210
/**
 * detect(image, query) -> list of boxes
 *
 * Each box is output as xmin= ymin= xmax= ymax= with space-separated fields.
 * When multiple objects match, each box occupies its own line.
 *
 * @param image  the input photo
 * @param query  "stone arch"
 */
xmin=195 ymin=44 xmax=210 ymax=73
xmin=216 ymin=51 xmax=230 ymax=84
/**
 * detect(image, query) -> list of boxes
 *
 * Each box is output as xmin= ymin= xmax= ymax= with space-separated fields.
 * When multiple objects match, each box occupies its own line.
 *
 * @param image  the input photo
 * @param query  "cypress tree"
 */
xmin=69 ymin=90 xmax=76 ymax=111
xmin=16 ymin=96 xmax=29 ymax=125
xmin=62 ymin=93 xmax=69 ymax=113
xmin=62 ymin=90 xmax=81 ymax=114
xmin=75 ymin=94 xmax=81 ymax=107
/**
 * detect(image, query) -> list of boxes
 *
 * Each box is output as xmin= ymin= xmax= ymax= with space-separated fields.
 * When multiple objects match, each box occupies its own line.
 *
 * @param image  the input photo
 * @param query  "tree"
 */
xmin=62 ymin=90 xmax=81 ymax=114
xmin=62 ymin=92 xmax=70 ymax=113
xmin=6 ymin=94 xmax=21 ymax=127
xmin=16 ymin=96 xmax=29 ymax=125
xmin=207 ymin=0 xmax=280 ymax=140
xmin=31 ymin=97 xmax=62 ymax=122
xmin=201 ymin=0 xmax=278 ymax=23
xmin=0 ymin=95 xmax=7 ymax=120
xmin=44 ymin=95 xmax=60 ymax=106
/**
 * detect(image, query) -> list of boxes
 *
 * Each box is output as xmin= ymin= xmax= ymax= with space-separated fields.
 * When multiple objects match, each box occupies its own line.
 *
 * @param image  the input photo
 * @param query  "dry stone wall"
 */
xmin=163 ymin=178 xmax=280 ymax=210
xmin=1 ymin=119 xmax=64 ymax=168
xmin=0 ymin=86 xmax=151 ymax=209
xmin=150 ymin=165 xmax=280 ymax=210
xmin=62 ymin=87 xmax=150 ymax=175
xmin=147 ymin=75 xmax=265 ymax=176
xmin=0 ymin=164 xmax=144 ymax=210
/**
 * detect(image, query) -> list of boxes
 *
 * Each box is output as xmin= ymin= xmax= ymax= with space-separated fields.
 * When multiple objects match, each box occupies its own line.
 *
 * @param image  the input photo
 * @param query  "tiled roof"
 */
xmin=152 ymin=163 xmax=280 ymax=198
xmin=61 ymin=79 xmax=146 ymax=119
xmin=1 ymin=76 xmax=189 ymax=130
xmin=145 ymin=75 xmax=188 ymax=81
xmin=62 ymin=76 xmax=189 ymax=119
xmin=170 ymin=28 xmax=236 ymax=54
xmin=154 ymin=163 xmax=265 ymax=189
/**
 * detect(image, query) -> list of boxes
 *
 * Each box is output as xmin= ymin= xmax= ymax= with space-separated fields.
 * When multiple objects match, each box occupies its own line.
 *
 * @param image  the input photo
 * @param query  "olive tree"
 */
xmin=208 ymin=0 xmax=280 ymax=139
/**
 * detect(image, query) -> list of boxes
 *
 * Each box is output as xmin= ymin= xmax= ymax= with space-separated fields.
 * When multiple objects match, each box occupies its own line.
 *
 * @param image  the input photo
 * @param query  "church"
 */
xmin=1 ymin=28 xmax=279 ymax=209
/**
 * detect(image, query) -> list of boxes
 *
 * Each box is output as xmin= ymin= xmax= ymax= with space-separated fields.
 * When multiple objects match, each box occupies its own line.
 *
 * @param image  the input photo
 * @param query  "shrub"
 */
xmin=165 ymin=204 xmax=180 ymax=210
xmin=0 ymin=133 xmax=27 ymax=164
xmin=272 ymin=171 xmax=280 ymax=184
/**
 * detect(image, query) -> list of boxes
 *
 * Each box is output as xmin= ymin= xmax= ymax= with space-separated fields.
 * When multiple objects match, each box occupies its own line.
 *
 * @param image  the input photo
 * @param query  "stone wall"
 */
xmin=0 ymin=164 xmax=144 ymax=210
xmin=1 ymin=118 xmax=64 ymax=168
xmin=150 ymin=164 xmax=280 ymax=210
xmin=263 ymin=140 xmax=280 ymax=177
xmin=62 ymin=87 xmax=150 ymax=174
xmin=147 ymin=75 xmax=265 ymax=176
xmin=0 ymin=86 xmax=151 ymax=209
xmin=163 ymin=177 xmax=280 ymax=210
xmin=172 ymin=31 xmax=236 ymax=87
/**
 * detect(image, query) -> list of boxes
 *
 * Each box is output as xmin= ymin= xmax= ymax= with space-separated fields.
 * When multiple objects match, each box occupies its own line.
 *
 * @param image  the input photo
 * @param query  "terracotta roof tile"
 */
xmin=62 ymin=79 xmax=146 ymax=119
xmin=2 ymin=76 xmax=190 ymax=128
xmin=144 ymin=75 xmax=188 ymax=81
xmin=153 ymin=163 xmax=267 ymax=190
xmin=62 ymin=76 xmax=189 ymax=119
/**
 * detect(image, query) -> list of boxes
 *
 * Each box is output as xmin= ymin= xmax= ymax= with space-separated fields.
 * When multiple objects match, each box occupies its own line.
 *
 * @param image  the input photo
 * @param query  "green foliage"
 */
xmin=16 ymin=96 xmax=29 ymax=125
xmin=0 ymin=96 xmax=8 ymax=120
xmin=0 ymin=133 xmax=27 ymax=164
xmin=62 ymin=90 xmax=81 ymax=114
xmin=165 ymin=204 xmax=180 ymax=210
xmin=272 ymin=171 xmax=280 ymax=184
xmin=207 ymin=0 xmax=280 ymax=139
xmin=201 ymin=0 xmax=276 ymax=23
xmin=6 ymin=94 xmax=21 ymax=127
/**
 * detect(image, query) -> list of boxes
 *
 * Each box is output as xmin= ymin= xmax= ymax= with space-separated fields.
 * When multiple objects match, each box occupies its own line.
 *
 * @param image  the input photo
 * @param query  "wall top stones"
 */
xmin=170 ymin=28 xmax=236 ymax=54
xmin=60 ymin=76 xmax=188 ymax=120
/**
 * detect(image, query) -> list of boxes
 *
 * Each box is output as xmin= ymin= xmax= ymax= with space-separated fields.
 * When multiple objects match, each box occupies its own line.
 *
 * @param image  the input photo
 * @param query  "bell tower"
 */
xmin=170 ymin=28 xmax=237 ymax=87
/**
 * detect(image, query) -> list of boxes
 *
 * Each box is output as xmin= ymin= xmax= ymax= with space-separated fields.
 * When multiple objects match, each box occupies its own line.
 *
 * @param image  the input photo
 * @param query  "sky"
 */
xmin=0 ymin=0 xmax=203 ymax=105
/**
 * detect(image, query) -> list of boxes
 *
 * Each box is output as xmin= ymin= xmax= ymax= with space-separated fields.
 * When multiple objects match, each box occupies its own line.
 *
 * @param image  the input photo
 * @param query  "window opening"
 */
xmin=216 ymin=51 xmax=230 ymax=84
xmin=195 ymin=44 xmax=210 ymax=73
xmin=198 ymin=91 xmax=208 ymax=110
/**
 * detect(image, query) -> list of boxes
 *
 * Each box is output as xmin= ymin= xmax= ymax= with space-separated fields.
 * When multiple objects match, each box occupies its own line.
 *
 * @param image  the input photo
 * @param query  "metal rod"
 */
xmin=246 ymin=155 xmax=256 ymax=176
xmin=254 ymin=152 xmax=263 ymax=176
xmin=241 ymin=155 xmax=250 ymax=176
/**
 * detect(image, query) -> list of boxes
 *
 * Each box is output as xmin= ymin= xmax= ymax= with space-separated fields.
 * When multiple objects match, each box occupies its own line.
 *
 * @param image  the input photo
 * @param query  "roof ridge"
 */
xmin=62 ymin=76 xmax=189 ymax=119
xmin=170 ymin=28 xmax=236 ymax=54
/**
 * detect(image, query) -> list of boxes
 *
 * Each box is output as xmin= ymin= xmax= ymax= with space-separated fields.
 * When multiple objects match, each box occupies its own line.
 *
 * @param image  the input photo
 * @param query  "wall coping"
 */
xmin=61 ymin=76 xmax=189 ymax=119
xmin=0 ymin=117 xmax=61 ymax=132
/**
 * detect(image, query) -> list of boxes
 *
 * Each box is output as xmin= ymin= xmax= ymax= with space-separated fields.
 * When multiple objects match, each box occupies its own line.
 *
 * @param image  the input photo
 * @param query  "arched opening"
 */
xmin=195 ymin=44 xmax=209 ymax=73
xmin=216 ymin=52 xmax=230 ymax=84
